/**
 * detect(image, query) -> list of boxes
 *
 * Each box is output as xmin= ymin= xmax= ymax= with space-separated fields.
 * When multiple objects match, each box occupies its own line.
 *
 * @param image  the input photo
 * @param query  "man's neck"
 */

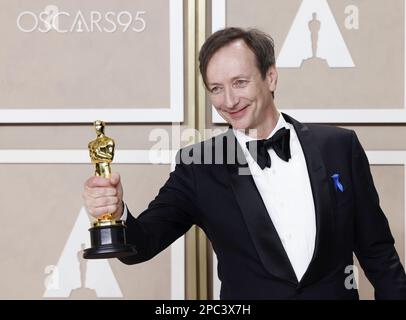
xmin=244 ymin=110 xmax=280 ymax=140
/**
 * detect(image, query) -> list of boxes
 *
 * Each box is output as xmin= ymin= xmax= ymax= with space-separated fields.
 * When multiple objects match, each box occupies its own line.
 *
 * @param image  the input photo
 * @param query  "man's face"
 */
xmin=206 ymin=40 xmax=277 ymax=131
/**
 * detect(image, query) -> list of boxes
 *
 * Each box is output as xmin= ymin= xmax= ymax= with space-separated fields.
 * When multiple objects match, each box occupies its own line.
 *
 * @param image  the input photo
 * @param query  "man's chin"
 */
xmin=221 ymin=114 xmax=252 ymax=130
xmin=228 ymin=120 xmax=249 ymax=130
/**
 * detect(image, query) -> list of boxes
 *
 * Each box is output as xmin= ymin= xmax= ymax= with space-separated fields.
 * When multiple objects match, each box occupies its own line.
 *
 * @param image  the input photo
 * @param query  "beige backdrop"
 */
xmin=0 ymin=0 xmax=170 ymax=109
xmin=0 ymin=0 xmax=186 ymax=300
xmin=0 ymin=164 xmax=173 ymax=299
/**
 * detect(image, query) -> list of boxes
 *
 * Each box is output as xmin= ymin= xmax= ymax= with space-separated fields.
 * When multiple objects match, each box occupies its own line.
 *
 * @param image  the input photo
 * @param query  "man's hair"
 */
xmin=199 ymin=27 xmax=276 ymax=88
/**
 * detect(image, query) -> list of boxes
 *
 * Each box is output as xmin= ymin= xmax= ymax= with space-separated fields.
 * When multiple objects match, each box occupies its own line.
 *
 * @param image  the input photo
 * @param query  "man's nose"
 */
xmin=223 ymin=88 xmax=239 ymax=109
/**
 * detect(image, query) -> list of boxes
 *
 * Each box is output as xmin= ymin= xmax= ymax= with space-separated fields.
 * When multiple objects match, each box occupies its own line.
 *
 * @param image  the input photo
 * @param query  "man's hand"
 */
xmin=83 ymin=172 xmax=124 ymax=220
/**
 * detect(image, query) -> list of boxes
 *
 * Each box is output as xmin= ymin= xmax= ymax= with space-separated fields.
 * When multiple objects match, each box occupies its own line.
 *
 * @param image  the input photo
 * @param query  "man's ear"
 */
xmin=266 ymin=65 xmax=278 ymax=93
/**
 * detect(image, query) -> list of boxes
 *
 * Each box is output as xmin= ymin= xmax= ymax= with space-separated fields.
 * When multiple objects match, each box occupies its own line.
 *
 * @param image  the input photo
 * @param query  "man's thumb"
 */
xmin=110 ymin=172 xmax=120 ymax=186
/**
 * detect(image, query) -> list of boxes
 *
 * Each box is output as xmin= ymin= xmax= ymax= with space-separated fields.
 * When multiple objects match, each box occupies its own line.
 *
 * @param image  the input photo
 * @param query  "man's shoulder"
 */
xmin=303 ymin=123 xmax=355 ymax=152
xmin=306 ymin=123 xmax=354 ymax=140
xmin=283 ymin=112 xmax=354 ymax=143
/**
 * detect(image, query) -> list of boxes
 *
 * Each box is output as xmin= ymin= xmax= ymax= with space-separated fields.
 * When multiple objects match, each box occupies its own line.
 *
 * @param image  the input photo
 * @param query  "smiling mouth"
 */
xmin=228 ymin=105 xmax=249 ymax=118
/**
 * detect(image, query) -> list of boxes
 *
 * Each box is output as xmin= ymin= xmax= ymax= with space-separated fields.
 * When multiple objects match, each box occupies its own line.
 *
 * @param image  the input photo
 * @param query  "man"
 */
xmin=83 ymin=28 xmax=406 ymax=299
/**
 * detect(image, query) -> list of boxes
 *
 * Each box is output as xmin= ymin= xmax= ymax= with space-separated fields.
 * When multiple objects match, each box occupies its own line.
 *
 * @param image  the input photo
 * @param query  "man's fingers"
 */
xmin=85 ymin=176 xmax=112 ymax=188
xmin=86 ymin=196 xmax=119 ymax=208
xmin=88 ymin=205 xmax=119 ymax=218
xmin=83 ymin=173 xmax=123 ymax=219
xmin=84 ymin=187 xmax=117 ymax=198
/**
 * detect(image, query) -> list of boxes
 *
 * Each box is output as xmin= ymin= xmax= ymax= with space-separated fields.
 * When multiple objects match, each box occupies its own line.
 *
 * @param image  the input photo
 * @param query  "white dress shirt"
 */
xmin=233 ymin=113 xmax=316 ymax=281
xmin=121 ymin=113 xmax=316 ymax=282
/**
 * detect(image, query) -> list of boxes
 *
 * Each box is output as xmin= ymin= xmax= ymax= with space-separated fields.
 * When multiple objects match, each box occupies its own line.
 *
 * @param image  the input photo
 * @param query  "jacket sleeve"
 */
xmin=119 ymin=150 xmax=198 ymax=265
xmin=351 ymin=131 xmax=406 ymax=299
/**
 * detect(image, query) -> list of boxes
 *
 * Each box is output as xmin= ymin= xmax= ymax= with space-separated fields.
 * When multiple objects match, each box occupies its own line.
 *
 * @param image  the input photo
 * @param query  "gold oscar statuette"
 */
xmin=83 ymin=120 xmax=136 ymax=259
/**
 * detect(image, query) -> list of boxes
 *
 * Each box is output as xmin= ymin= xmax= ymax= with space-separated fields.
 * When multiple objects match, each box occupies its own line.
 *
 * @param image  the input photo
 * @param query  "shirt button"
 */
xmin=272 ymin=169 xmax=276 ymax=174
xmin=287 ymin=233 xmax=292 ymax=240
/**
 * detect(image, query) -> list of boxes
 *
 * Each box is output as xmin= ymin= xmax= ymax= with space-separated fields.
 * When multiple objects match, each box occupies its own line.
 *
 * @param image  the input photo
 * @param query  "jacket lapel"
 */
xmin=282 ymin=113 xmax=335 ymax=286
xmin=223 ymin=129 xmax=298 ymax=285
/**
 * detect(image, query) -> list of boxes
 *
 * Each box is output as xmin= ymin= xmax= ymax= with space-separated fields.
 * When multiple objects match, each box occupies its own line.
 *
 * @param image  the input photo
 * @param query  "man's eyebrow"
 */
xmin=207 ymin=74 xmax=249 ymax=87
xmin=231 ymin=74 xmax=249 ymax=80
xmin=207 ymin=81 xmax=222 ymax=87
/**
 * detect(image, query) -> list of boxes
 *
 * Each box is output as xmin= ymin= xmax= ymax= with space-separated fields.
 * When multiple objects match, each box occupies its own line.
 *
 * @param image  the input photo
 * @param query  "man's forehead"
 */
xmin=206 ymin=40 xmax=257 ymax=81
xmin=213 ymin=39 xmax=253 ymax=58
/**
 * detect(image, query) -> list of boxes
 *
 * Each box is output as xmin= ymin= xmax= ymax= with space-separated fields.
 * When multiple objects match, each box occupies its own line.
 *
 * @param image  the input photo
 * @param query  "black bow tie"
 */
xmin=245 ymin=127 xmax=291 ymax=169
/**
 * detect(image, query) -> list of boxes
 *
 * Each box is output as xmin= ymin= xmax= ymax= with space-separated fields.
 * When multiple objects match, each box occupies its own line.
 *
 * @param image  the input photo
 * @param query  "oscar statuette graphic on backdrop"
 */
xmin=83 ymin=120 xmax=136 ymax=259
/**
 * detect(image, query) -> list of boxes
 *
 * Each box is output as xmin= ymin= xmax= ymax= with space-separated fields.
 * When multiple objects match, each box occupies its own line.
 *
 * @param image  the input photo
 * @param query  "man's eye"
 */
xmin=234 ymin=80 xmax=248 ymax=88
xmin=210 ymin=87 xmax=221 ymax=94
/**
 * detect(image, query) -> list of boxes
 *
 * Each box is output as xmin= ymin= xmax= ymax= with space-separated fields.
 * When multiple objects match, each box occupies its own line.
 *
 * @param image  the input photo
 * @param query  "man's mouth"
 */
xmin=228 ymin=105 xmax=249 ymax=119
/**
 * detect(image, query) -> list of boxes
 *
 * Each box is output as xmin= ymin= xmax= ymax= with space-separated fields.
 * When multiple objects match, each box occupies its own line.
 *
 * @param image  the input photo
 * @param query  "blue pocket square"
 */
xmin=331 ymin=173 xmax=344 ymax=192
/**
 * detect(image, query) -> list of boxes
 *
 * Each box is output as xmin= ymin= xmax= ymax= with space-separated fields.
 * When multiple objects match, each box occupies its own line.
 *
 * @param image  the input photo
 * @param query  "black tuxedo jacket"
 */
xmin=120 ymin=113 xmax=406 ymax=299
